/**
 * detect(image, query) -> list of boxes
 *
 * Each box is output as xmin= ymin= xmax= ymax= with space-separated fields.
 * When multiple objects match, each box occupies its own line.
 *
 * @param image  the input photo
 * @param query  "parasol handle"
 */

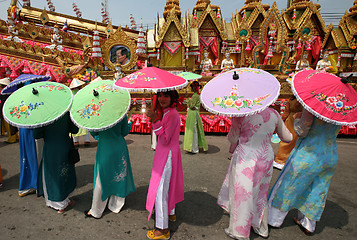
xmin=340 ymin=73 xmax=353 ymax=84
xmin=32 ymin=88 xmax=38 ymax=95
xmin=93 ymin=89 xmax=99 ymax=96
xmin=233 ymin=71 xmax=239 ymax=80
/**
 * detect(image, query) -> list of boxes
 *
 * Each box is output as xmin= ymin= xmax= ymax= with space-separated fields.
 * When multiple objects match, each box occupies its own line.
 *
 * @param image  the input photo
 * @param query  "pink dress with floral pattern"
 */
xmin=217 ymin=108 xmax=292 ymax=239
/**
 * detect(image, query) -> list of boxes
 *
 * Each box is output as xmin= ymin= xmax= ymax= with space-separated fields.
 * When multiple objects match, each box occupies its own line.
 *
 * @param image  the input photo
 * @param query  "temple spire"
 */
xmin=163 ymin=0 xmax=181 ymax=19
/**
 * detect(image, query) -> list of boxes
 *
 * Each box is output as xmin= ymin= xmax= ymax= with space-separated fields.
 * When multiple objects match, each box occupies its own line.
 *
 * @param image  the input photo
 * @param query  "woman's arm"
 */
xmin=275 ymin=112 xmax=293 ymax=143
xmin=33 ymin=127 xmax=44 ymax=139
xmin=227 ymin=117 xmax=243 ymax=145
xmin=121 ymin=115 xmax=132 ymax=137
xmin=294 ymin=109 xmax=314 ymax=138
xmin=187 ymin=93 xmax=199 ymax=110
xmin=152 ymin=111 xmax=179 ymax=146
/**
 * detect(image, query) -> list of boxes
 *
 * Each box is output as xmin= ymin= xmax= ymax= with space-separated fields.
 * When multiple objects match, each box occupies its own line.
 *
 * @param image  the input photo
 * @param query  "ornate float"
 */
xmin=0 ymin=0 xmax=356 ymax=135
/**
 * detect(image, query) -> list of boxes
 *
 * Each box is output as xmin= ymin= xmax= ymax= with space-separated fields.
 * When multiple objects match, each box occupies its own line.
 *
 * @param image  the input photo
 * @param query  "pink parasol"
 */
xmin=114 ymin=67 xmax=187 ymax=92
xmin=292 ymin=69 xmax=357 ymax=126
xmin=200 ymin=68 xmax=280 ymax=117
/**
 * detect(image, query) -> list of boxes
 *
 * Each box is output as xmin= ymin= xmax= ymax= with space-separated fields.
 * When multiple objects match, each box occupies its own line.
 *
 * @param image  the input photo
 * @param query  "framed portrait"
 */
xmin=102 ymin=27 xmax=138 ymax=71
xmin=109 ymin=45 xmax=131 ymax=65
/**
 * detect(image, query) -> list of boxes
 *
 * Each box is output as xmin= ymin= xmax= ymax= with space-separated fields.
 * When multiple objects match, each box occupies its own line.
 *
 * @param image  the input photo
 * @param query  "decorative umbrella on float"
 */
xmin=70 ymin=80 xmax=131 ymax=132
xmin=291 ymin=69 xmax=357 ymax=126
xmin=1 ymin=74 xmax=50 ymax=95
xmin=114 ymin=67 xmax=188 ymax=92
xmin=2 ymin=81 xmax=72 ymax=128
xmin=0 ymin=77 xmax=10 ymax=86
xmin=176 ymin=71 xmax=202 ymax=81
xmin=200 ymin=68 xmax=280 ymax=117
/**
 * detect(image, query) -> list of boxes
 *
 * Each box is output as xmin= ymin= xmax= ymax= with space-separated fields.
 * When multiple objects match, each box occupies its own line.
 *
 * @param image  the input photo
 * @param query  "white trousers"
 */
xmin=155 ymin=151 xmax=175 ymax=229
xmin=42 ymin=163 xmax=70 ymax=210
xmin=252 ymin=206 xmax=269 ymax=238
xmin=192 ymin=115 xmax=199 ymax=154
xmin=151 ymin=131 xmax=157 ymax=150
xmin=89 ymin=168 xmax=125 ymax=218
xmin=269 ymin=206 xmax=316 ymax=232
xmin=35 ymin=138 xmax=44 ymax=165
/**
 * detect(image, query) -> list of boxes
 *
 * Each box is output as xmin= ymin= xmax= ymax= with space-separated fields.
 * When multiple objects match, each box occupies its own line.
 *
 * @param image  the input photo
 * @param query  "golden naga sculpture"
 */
xmin=52 ymin=47 xmax=92 ymax=79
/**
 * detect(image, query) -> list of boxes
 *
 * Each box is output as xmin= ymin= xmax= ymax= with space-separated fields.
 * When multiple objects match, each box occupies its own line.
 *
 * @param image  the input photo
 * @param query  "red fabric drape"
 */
xmin=211 ymin=37 xmax=219 ymax=65
xmin=310 ymin=36 xmax=321 ymax=64
xmin=199 ymin=37 xmax=219 ymax=65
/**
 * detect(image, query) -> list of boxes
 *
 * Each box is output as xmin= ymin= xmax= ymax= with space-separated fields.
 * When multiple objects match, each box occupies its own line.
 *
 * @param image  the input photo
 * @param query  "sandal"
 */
xmin=84 ymin=210 xmax=100 ymax=219
xmin=293 ymin=217 xmax=313 ymax=236
xmin=169 ymin=214 xmax=176 ymax=222
xmin=146 ymin=229 xmax=170 ymax=239
xmin=57 ymin=200 xmax=75 ymax=214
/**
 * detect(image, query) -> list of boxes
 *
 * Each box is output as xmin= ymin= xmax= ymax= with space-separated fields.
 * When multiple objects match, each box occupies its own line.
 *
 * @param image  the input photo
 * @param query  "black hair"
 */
xmin=190 ymin=81 xmax=201 ymax=91
xmin=117 ymin=47 xmax=129 ymax=58
xmin=157 ymin=90 xmax=179 ymax=106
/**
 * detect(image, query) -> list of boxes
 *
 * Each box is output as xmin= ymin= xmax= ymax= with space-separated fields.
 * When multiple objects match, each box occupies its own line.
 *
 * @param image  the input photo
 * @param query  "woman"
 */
xmin=217 ymin=107 xmax=292 ymax=240
xmin=268 ymin=109 xmax=341 ymax=235
xmin=85 ymin=115 xmax=135 ymax=219
xmin=33 ymin=112 xmax=78 ymax=214
xmin=146 ymin=90 xmax=184 ymax=240
xmin=69 ymin=78 xmax=91 ymax=147
xmin=273 ymin=96 xmax=303 ymax=169
xmin=183 ymin=81 xmax=208 ymax=153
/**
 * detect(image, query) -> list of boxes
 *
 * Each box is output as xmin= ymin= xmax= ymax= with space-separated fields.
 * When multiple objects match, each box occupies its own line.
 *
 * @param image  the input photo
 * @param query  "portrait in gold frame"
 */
xmin=102 ymin=26 xmax=138 ymax=71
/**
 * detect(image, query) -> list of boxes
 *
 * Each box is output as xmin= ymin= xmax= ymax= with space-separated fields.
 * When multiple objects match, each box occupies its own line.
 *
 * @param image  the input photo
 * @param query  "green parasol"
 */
xmin=2 ymin=81 xmax=72 ymax=128
xmin=70 ymin=80 xmax=130 ymax=132
xmin=176 ymin=71 xmax=202 ymax=81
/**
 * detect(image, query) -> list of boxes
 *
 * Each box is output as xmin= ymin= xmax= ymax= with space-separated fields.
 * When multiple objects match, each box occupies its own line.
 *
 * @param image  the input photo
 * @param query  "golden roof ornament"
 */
xmin=163 ymin=0 xmax=181 ymax=19
xmin=244 ymin=0 xmax=261 ymax=4
xmin=40 ymin=8 xmax=50 ymax=25
xmin=349 ymin=0 xmax=357 ymax=13
xmin=105 ymin=21 xmax=114 ymax=38
xmin=82 ymin=35 xmax=92 ymax=51
xmin=194 ymin=0 xmax=219 ymax=11
xmin=26 ymin=22 xmax=40 ymax=40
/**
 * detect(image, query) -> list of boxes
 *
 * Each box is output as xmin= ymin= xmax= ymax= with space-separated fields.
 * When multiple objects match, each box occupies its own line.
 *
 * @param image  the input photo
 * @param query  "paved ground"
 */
xmin=0 ymin=133 xmax=356 ymax=240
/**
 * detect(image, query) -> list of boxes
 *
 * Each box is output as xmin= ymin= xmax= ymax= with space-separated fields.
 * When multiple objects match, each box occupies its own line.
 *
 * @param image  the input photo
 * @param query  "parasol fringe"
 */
xmin=113 ymin=79 xmax=188 ymax=93
xmin=291 ymin=73 xmax=357 ymax=127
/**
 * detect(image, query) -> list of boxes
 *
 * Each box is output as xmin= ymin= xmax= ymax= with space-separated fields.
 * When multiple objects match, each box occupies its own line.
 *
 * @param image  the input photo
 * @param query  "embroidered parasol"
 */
xmin=291 ymin=69 xmax=357 ymax=126
xmin=1 ymin=74 xmax=50 ymax=95
xmin=69 ymin=78 xmax=86 ymax=89
xmin=200 ymin=68 xmax=280 ymax=117
xmin=2 ymin=81 xmax=72 ymax=128
xmin=114 ymin=66 xmax=187 ymax=92
xmin=70 ymin=80 xmax=130 ymax=132
xmin=176 ymin=71 xmax=202 ymax=81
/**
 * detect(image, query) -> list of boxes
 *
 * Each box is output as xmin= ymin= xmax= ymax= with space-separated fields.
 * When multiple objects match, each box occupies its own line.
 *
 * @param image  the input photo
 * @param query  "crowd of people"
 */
xmin=0 ymin=78 xmax=346 ymax=240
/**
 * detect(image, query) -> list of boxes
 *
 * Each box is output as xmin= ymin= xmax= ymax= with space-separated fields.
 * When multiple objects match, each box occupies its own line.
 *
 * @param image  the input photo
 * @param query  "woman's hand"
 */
xmin=147 ymin=109 xmax=158 ymax=122
xmin=294 ymin=112 xmax=302 ymax=119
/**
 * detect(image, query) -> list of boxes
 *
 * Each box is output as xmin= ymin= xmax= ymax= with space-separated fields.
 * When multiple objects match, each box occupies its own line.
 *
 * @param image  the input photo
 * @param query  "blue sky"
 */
xmin=0 ymin=0 xmax=354 ymax=28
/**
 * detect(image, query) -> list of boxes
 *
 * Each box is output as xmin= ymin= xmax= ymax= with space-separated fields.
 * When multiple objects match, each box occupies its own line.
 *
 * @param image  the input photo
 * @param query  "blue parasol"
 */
xmin=1 ymin=74 xmax=50 ymax=95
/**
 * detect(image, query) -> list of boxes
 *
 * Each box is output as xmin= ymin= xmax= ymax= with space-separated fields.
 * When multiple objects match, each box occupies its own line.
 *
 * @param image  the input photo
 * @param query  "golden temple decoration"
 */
xmin=39 ymin=8 xmax=49 ymax=25
xmin=163 ymin=0 xmax=181 ymax=19
xmin=105 ymin=21 xmax=114 ymax=38
xmin=101 ymin=26 xmax=138 ymax=71
xmin=191 ymin=5 xmax=226 ymax=40
xmin=156 ymin=7 xmax=189 ymax=48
